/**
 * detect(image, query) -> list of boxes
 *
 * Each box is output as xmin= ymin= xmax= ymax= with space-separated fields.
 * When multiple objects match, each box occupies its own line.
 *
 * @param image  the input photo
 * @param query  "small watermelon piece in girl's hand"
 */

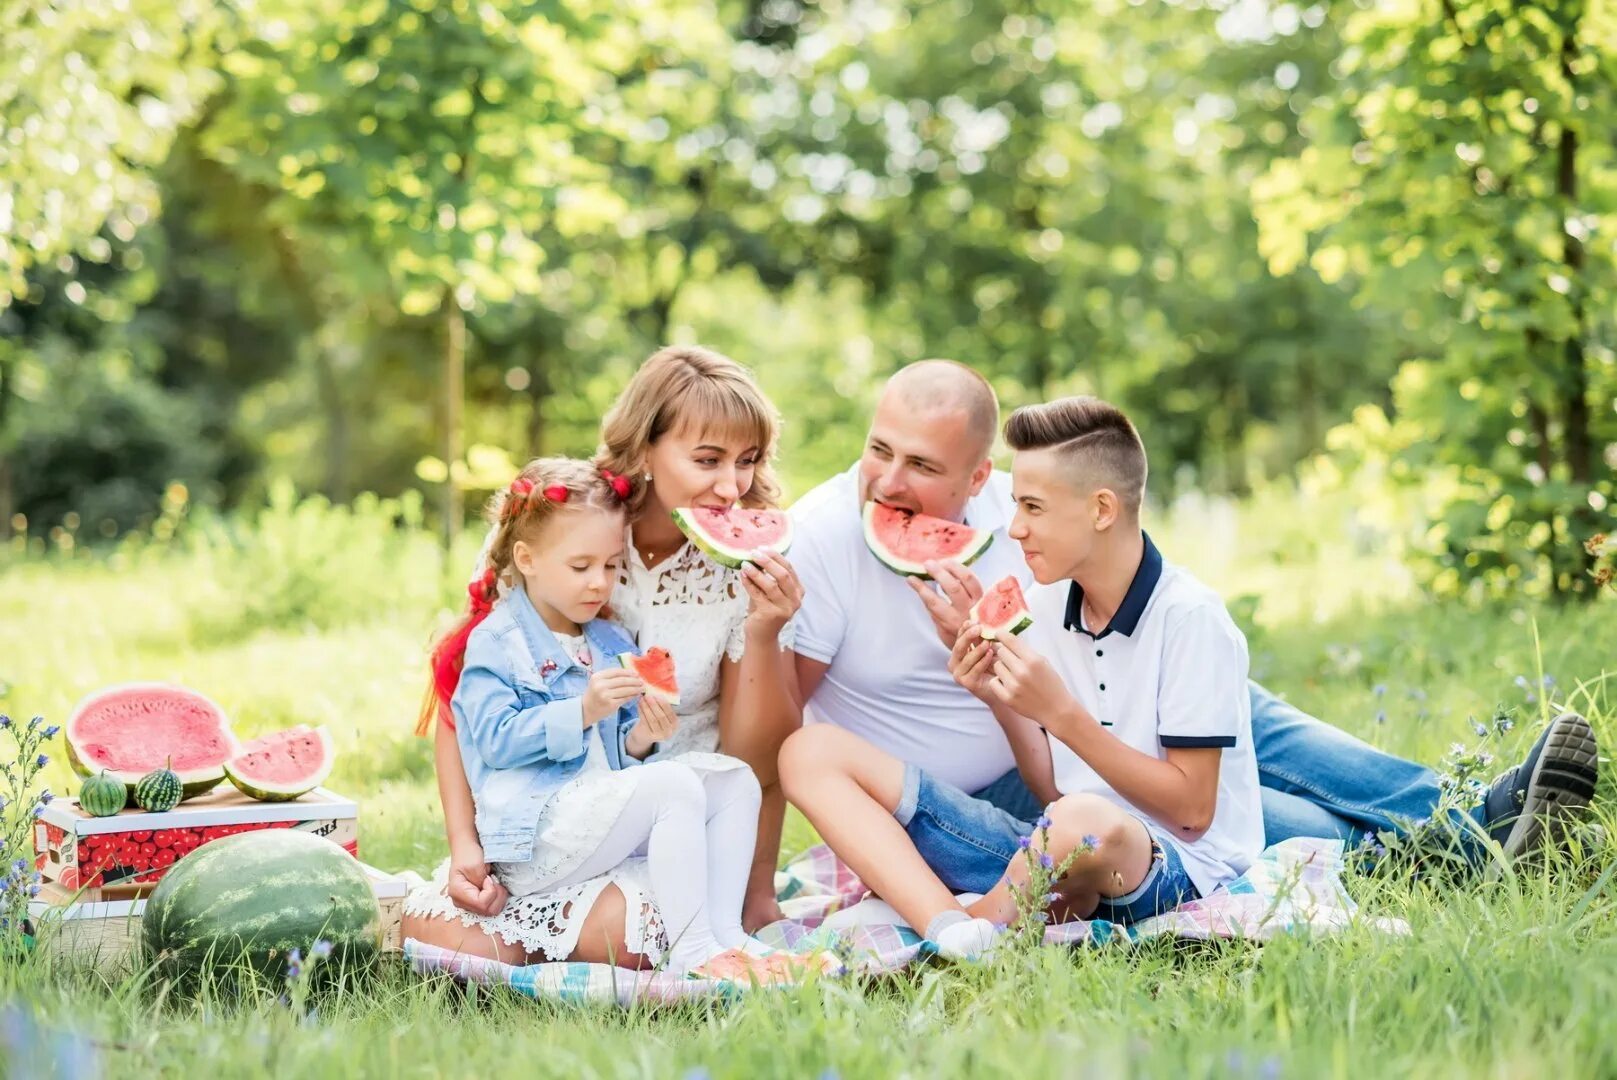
xmin=618 ymin=647 xmax=680 ymax=706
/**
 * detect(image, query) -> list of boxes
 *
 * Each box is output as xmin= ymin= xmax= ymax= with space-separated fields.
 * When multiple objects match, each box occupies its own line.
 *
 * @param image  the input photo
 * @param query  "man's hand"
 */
xmin=446 ymin=840 xmax=508 ymax=916
xmin=906 ymin=561 xmax=984 ymax=648
xmin=582 ymin=668 xmax=644 ymax=728
xmin=947 ymin=619 xmax=1000 ymax=701
xmin=985 ymin=630 xmax=1079 ymax=728
xmin=626 ymin=694 xmax=680 ymax=758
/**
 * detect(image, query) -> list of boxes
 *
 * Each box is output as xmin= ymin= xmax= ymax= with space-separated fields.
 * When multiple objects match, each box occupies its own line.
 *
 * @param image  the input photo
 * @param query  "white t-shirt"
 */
xmin=1022 ymin=536 xmax=1263 ymax=895
xmin=789 ymin=464 xmax=1031 ymax=794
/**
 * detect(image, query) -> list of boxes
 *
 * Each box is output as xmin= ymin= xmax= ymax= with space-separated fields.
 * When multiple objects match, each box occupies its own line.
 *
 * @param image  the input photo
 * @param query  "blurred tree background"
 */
xmin=1 ymin=0 xmax=1612 ymax=597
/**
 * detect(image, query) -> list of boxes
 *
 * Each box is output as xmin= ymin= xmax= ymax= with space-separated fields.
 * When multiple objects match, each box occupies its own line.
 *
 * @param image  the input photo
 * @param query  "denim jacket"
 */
xmin=453 ymin=587 xmax=645 ymax=863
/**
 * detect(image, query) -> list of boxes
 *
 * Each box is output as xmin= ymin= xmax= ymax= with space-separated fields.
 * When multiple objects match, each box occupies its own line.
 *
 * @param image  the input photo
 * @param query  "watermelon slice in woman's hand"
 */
xmin=618 ymin=647 xmax=681 ymax=706
xmin=970 ymin=575 xmax=1033 ymax=640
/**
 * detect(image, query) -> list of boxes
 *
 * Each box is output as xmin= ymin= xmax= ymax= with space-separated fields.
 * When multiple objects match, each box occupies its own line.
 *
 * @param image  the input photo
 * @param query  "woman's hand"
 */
xmin=742 ymin=550 xmax=805 ymax=638
xmin=446 ymin=838 xmax=509 ymax=916
xmin=626 ymin=694 xmax=680 ymax=758
xmin=582 ymin=668 xmax=644 ymax=728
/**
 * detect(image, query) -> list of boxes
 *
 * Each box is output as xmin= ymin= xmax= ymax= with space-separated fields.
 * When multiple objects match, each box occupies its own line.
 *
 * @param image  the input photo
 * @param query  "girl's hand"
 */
xmin=742 ymin=550 xmax=805 ymax=638
xmin=583 ymin=669 xmax=643 ymax=728
xmin=626 ymin=694 xmax=680 ymax=758
xmin=947 ymin=619 xmax=999 ymax=701
xmin=446 ymin=839 xmax=508 ymax=916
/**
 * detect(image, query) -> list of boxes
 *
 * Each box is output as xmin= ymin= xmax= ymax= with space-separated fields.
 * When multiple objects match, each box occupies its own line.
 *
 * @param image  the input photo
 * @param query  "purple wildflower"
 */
xmin=1035 ymin=814 xmax=1052 ymax=831
xmin=311 ymin=940 xmax=333 ymax=960
xmin=35 ymin=754 xmax=48 ymax=769
xmin=1017 ymin=835 xmax=1031 ymax=850
xmin=0 ymin=715 xmax=11 ymax=728
xmin=1082 ymin=834 xmax=1101 ymax=849
xmin=1039 ymin=852 xmax=1054 ymax=869
xmin=43 ymin=725 xmax=59 ymax=739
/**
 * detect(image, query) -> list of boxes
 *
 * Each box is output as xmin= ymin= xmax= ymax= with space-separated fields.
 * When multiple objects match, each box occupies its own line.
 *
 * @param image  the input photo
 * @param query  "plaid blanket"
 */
xmin=403 ymin=837 xmax=1404 ymax=1005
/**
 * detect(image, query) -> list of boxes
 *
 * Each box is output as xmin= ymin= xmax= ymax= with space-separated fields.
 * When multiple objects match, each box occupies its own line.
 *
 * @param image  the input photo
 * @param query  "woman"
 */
xmin=402 ymin=345 xmax=804 ymax=966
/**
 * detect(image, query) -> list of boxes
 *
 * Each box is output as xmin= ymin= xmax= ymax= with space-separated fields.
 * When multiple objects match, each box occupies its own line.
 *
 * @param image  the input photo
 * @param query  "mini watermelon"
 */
xmin=142 ymin=829 xmax=381 ymax=986
xmin=971 ymin=575 xmax=1033 ymax=640
xmin=618 ymin=647 xmax=680 ymax=706
xmin=78 ymin=769 xmax=129 ymax=818
xmin=224 ymin=725 xmax=335 ymax=802
xmin=670 ymin=506 xmax=793 ymax=568
xmin=862 ymin=501 xmax=994 ymax=578
xmin=64 ymin=682 xmax=241 ymax=799
xmin=134 ymin=758 xmax=183 ymax=813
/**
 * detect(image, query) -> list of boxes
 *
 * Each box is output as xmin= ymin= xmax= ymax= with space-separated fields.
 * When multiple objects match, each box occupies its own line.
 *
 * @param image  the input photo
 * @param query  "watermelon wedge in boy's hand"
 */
xmin=970 ymin=575 xmax=1033 ymax=640
xmin=618 ymin=647 xmax=680 ymax=706
xmin=670 ymin=506 xmax=793 ymax=568
xmin=224 ymin=725 xmax=335 ymax=802
xmin=863 ymin=501 xmax=993 ymax=579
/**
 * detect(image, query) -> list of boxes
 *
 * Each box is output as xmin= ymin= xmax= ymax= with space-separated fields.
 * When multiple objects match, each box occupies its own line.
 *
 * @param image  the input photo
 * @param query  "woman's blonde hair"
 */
xmin=594 ymin=345 xmax=783 ymax=516
xmin=416 ymin=457 xmax=629 ymax=734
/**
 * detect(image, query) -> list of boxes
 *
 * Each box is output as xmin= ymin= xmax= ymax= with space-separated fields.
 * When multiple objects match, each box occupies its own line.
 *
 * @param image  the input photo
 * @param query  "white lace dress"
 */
xmin=403 ymin=532 xmax=787 ymax=963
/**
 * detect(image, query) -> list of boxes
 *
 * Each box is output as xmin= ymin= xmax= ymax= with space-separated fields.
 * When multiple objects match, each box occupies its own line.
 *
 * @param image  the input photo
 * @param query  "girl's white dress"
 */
xmin=402 ymin=534 xmax=787 ymax=963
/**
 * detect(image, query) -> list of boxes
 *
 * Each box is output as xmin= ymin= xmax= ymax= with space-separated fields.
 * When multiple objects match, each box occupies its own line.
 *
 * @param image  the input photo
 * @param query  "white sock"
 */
xmin=929 ymin=915 xmax=1002 ymax=961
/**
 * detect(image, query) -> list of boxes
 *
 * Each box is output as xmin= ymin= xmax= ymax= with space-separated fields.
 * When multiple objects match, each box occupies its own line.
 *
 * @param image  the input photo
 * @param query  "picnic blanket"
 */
xmin=403 ymin=837 xmax=1405 ymax=1005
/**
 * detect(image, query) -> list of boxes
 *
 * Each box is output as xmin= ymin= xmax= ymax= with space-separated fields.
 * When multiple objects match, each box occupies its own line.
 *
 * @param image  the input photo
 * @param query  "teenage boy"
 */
xmin=781 ymin=396 xmax=1262 ymax=959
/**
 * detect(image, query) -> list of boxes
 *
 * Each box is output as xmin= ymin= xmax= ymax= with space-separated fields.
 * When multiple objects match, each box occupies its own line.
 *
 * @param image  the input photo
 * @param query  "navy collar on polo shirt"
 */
xmin=1062 ymin=533 xmax=1163 ymax=640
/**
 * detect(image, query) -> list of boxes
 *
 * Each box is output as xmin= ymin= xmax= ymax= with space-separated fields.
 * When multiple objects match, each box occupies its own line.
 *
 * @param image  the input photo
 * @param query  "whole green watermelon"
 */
xmin=141 ymin=830 xmax=381 ymax=984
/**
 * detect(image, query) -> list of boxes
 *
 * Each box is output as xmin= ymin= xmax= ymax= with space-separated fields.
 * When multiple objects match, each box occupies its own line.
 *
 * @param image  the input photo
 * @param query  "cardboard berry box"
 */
xmin=34 ymin=785 xmax=359 ymax=900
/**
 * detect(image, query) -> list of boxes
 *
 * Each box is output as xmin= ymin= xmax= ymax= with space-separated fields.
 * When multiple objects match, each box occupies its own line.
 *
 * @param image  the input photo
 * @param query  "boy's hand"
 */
xmin=907 ymin=561 xmax=984 ymax=648
xmin=582 ymin=668 xmax=643 ymax=729
xmin=947 ymin=619 xmax=999 ymax=701
xmin=986 ymin=631 xmax=1077 ymax=726
xmin=626 ymin=694 xmax=679 ymax=758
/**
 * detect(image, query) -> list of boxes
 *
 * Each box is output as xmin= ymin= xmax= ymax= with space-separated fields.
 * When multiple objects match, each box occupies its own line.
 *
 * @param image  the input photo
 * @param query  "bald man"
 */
xmin=781 ymin=361 xmax=1597 ymax=866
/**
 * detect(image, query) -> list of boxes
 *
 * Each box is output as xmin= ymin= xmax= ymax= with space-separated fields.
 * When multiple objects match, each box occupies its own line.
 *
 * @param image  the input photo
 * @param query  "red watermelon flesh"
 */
xmin=618 ymin=647 xmax=680 ymax=706
xmin=971 ymin=575 xmax=1034 ymax=639
xmin=862 ymin=501 xmax=994 ymax=578
xmin=670 ymin=506 xmax=793 ymax=569
xmin=65 ymin=683 xmax=241 ymax=797
xmin=224 ymin=725 xmax=335 ymax=802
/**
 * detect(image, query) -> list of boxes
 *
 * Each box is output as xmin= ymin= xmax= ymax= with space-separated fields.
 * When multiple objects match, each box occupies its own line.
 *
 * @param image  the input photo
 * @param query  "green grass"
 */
xmin=2 ymin=493 xmax=1615 ymax=1078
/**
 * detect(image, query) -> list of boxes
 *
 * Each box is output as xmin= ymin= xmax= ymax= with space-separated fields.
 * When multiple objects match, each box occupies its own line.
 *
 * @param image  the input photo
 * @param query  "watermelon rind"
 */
xmin=223 ymin=726 xmax=335 ymax=802
xmin=972 ymin=576 xmax=1034 ymax=640
xmin=617 ymin=652 xmax=681 ymax=706
xmin=670 ymin=507 xmax=794 ymax=569
xmin=64 ymin=682 xmax=241 ymax=800
xmin=141 ymin=829 xmax=381 ymax=986
xmin=861 ymin=501 xmax=994 ymax=579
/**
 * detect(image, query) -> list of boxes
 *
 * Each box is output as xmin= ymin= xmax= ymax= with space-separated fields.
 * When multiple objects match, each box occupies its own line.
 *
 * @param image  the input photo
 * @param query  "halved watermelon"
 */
xmin=223 ymin=725 xmax=335 ymax=802
xmin=971 ymin=575 xmax=1033 ymax=639
xmin=862 ymin=501 xmax=994 ymax=578
xmin=65 ymin=683 xmax=241 ymax=799
xmin=670 ymin=506 xmax=793 ymax=568
xmin=618 ymin=647 xmax=680 ymax=706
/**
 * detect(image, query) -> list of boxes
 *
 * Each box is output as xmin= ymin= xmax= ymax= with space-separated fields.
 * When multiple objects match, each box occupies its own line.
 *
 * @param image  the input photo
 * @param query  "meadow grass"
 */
xmin=1 ymin=492 xmax=1614 ymax=1078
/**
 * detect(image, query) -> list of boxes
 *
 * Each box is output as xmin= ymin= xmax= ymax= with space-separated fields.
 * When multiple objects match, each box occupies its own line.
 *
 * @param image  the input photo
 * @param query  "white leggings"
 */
xmin=547 ymin=761 xmax=761 ymax=972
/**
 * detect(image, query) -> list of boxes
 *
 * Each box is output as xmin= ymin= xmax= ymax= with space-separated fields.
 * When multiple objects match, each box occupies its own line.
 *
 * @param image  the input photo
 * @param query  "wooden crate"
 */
xmin=28 ymin=862 xmax=410 ymax=964
xmin=34 ymin=786 xmax=359 ymax=900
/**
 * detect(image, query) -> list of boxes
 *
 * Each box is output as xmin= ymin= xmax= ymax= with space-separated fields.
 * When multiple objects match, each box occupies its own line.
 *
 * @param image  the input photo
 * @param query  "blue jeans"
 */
xmin=971 ymin=683 xmax=1474 ymax=852
xmin=899 ymin=765 xmax=1199 ymax=924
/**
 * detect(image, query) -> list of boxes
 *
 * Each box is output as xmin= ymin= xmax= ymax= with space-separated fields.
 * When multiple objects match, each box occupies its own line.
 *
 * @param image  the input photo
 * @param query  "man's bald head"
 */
xmin=882 ymin=359 xmax=1000 ymax=460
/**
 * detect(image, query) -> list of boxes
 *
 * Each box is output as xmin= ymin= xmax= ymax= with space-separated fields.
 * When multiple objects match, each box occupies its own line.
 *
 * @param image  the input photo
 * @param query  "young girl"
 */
xmin=429 ymin=456 xmax=769 ymax=976
xmin=404 ymin=346 xmax=805 ymax=968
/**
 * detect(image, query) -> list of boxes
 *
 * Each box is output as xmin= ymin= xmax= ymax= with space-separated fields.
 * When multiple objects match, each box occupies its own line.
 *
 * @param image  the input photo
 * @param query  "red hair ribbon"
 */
xmin=502 ymin=477 xmax=535 ymax=520
xmin=600 ymin=468 xmax=631 ymax=500
xmin=415 ymin=568 xmax=500 ymax=736
xmin=542 ymin=484 xmax=570 ymax=502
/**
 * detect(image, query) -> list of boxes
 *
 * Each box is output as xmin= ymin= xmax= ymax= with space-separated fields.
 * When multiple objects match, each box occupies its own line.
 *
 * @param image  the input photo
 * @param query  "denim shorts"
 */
xmin=895 ymin=764 xmax=1200 ymax=924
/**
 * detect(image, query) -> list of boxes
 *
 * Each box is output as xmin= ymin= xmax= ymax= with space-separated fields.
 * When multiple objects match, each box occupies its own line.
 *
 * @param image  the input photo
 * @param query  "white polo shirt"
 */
xmin=1022 ymin=535 xmax=1263 ymax=896
xmin=790 ymin=464 xmax=1031 ymax=794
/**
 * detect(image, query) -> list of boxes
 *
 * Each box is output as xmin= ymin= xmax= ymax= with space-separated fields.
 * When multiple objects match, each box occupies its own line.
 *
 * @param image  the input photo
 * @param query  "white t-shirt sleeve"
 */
xmin=787 ymin=518 xmax=849 ymax=665
xmin=1156 ymin=605 xmax=1248 ymax=749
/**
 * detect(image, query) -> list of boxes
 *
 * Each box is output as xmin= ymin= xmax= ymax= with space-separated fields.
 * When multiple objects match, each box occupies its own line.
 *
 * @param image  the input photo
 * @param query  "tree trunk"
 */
xmin=1557 ymin=19 xmax=1594 ymax=596
xmin=442 ymin=292 xmax=466 ymax=552
xmin=312 ymin=337 xmax=351 ymax=502
xmin=525 ymin=344 xmax=550 ymax=454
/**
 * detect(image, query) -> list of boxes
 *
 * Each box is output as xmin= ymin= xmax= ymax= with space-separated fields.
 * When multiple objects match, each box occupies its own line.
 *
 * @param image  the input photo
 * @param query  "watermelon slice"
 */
xmin=618 ymin=647 xmax=680 ymax=706
xmin=223 ymin=725 xmax=335 ymax=802
xmin=971 ymin=575 xmax=1033 ymax=640
xmin=670 ymin=506 xmax=793 ymax=568
xmin=862 ymin=501 xmax=994 ymax=578
xmin=64 ymin=683 xmax=242 ymax=799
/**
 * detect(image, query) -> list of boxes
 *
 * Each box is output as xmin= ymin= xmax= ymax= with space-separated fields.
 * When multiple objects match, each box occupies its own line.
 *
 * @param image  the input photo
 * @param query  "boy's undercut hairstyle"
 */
xmin=1003 ymin=396 xmax=1148 ymax=516
xmin=886 ymin=359 xmax=1000 ymax=461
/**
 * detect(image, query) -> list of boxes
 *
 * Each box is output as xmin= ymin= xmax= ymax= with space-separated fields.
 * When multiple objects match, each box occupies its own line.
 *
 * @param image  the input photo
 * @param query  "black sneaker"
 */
xmin=1482 ymin=712 xmax=1599 ymax=860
